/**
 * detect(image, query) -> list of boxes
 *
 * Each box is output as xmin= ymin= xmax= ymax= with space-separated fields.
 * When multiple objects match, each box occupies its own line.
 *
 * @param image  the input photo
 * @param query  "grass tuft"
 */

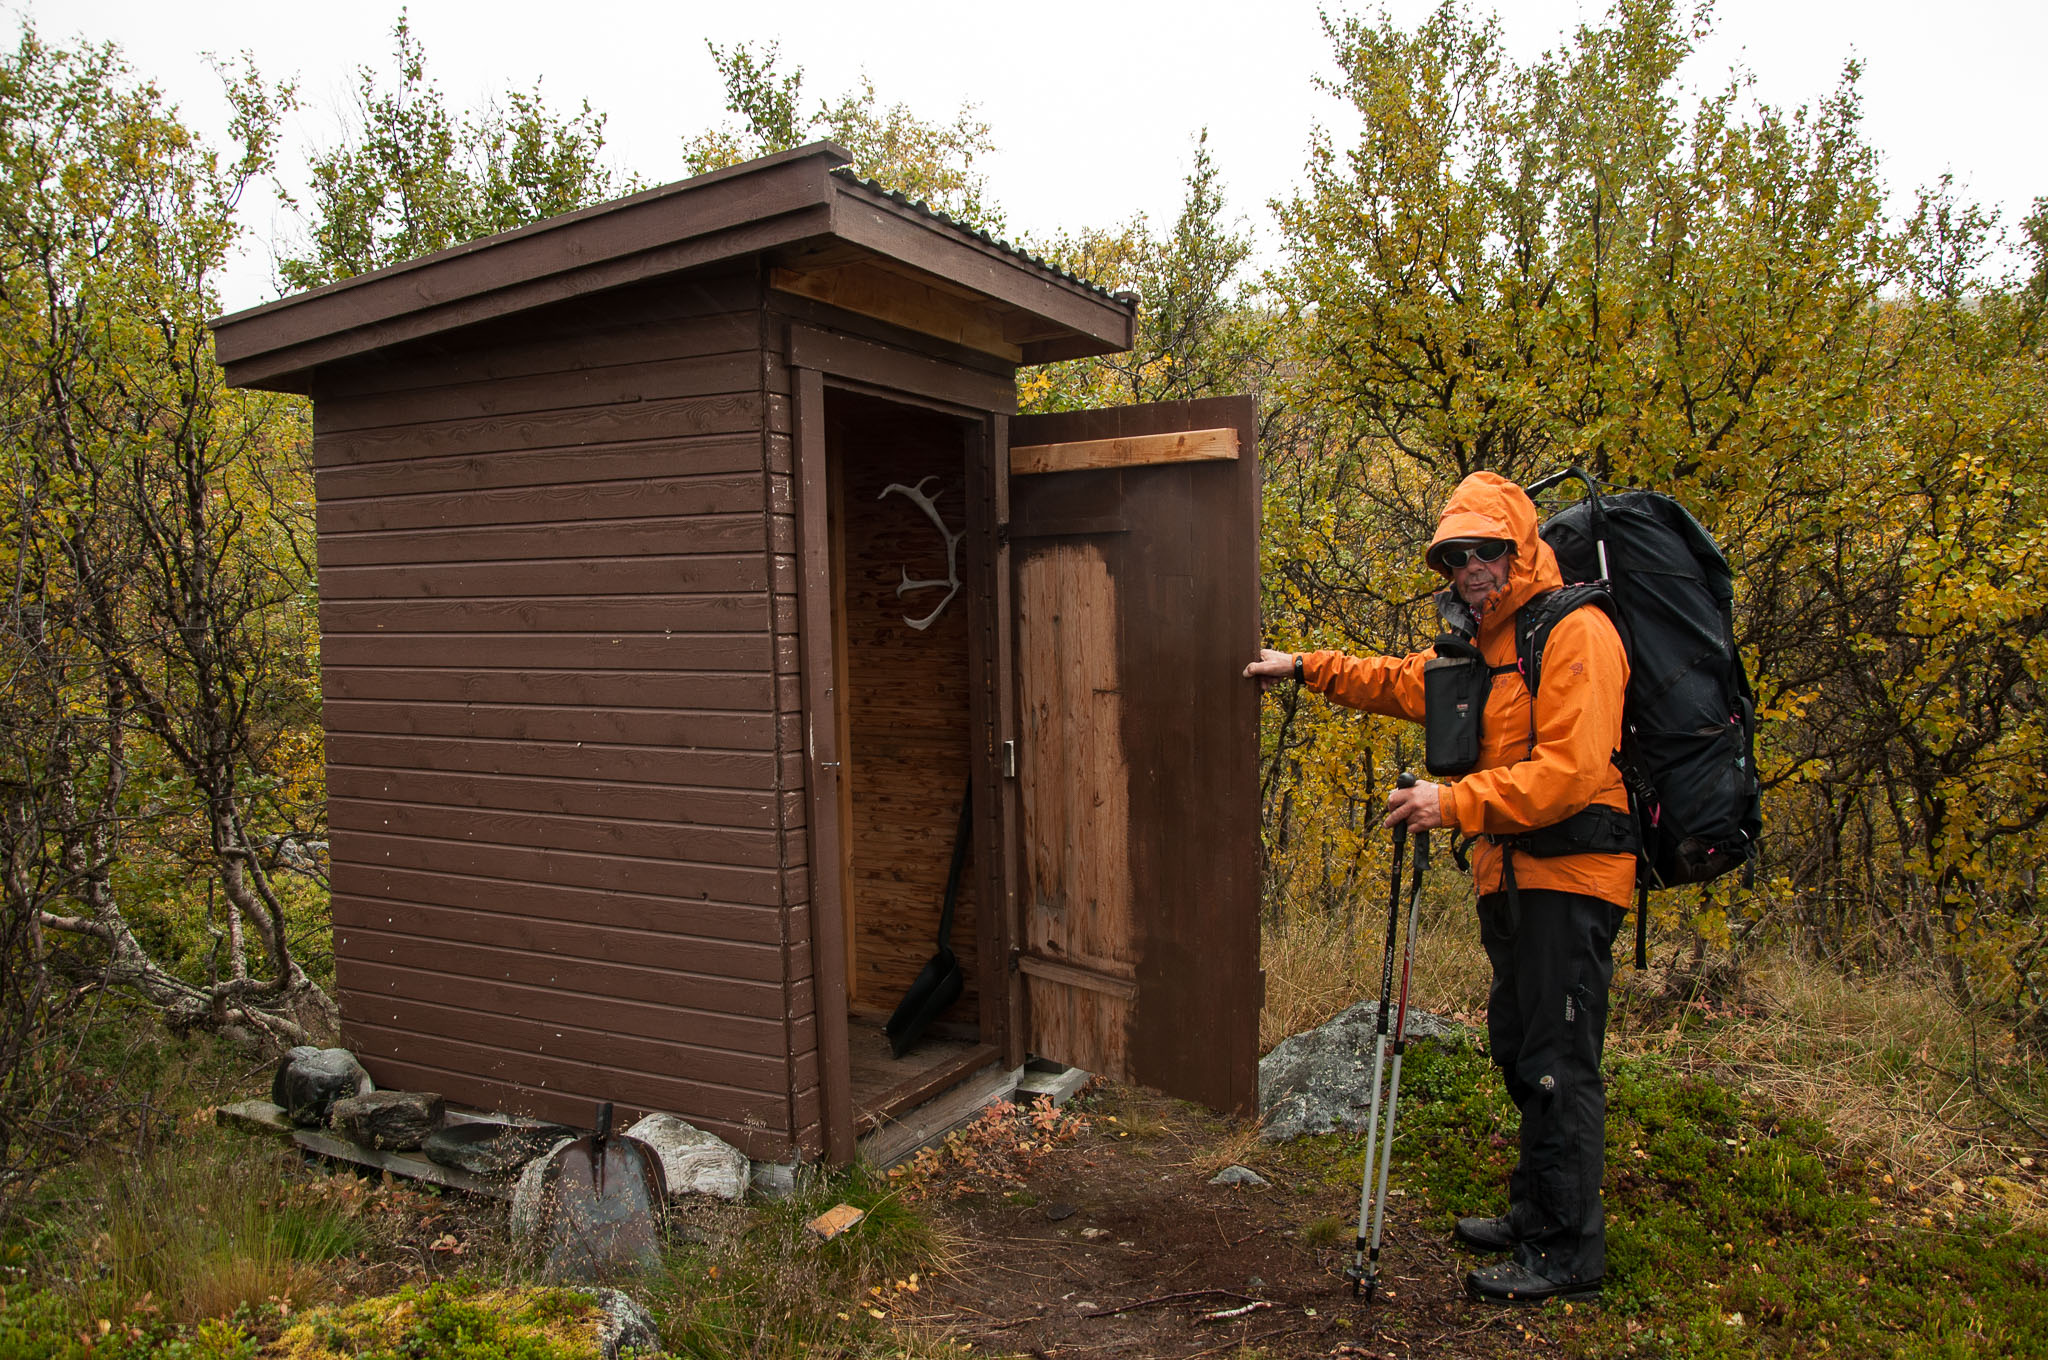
xmin=18 ymin=1129 xmax=370 ymax=1330
xmin=647 ymin=1162 xmax=948 ymax=1359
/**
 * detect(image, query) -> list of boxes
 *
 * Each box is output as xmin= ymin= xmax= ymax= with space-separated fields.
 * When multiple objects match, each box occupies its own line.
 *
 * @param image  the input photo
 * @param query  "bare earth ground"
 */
xmin=269 ymin=1082 xmax=1603 ymax=1358
xmin=889 ymin=1086 xmax=1553 ymax=1360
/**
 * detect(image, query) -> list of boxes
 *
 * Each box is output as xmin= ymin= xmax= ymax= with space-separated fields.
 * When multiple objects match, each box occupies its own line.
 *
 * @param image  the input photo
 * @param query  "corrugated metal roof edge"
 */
xmin=828 ymin=167 xmax=1133 ymax=310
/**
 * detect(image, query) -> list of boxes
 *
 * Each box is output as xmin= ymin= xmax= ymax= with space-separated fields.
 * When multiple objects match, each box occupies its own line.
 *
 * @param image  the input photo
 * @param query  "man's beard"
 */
xmin=1463 ymin=578 xmax=1506 ymax=618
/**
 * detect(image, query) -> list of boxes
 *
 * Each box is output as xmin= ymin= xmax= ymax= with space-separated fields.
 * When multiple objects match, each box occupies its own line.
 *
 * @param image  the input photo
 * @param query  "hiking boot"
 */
xmin=1464 ymin=1260 xmax=1602 ymax=1305
xmin=1452 ymin=1215 xmax=1515 ymax=1252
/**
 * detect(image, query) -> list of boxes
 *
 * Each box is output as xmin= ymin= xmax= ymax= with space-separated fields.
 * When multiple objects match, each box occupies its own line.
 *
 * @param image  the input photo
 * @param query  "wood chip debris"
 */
xmin=807 ymin=1203 xmax=865 ymax=1240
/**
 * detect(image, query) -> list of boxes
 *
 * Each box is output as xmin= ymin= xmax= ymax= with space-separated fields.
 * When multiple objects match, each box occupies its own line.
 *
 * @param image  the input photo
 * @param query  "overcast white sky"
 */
xmin=35 ymin=0 xmax=2048 ymax=312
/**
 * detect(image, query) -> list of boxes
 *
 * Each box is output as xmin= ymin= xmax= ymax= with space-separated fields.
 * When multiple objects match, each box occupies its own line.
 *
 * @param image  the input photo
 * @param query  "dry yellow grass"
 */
xmin=1259 ymin=887 xmax=1491 ymax=1050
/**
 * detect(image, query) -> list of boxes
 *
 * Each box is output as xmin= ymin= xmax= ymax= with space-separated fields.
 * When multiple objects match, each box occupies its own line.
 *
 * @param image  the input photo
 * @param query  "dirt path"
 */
xmin=892 ymin=1086 xmax=1566 ymax=1359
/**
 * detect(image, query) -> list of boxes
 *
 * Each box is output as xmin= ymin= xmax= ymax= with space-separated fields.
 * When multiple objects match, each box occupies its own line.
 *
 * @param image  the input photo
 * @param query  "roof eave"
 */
xmin=211 ymin=141 xmax=1136 ymax=393
xmin=826 ymin=179 xmax=1132 ymax=359
xmin=213 ymin=144 xmax=853 ymax=392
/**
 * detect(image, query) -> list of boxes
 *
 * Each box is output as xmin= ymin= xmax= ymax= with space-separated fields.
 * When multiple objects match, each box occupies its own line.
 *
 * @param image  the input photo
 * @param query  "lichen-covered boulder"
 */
xmin=331 ymin=1089 xmax=444 ymax=1150
xmin=595 ymin=1289 xmax=661 ymax=1359
xmin=1258 ymin=999 xmax=1466 ymax=1142
xmin=270 ymin=1046 xmax=375 ymax=1128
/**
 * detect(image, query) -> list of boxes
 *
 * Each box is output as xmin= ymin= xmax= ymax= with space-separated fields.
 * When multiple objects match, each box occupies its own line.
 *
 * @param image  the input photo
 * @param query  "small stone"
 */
xmin=1044 ymin=1201 xmax=1078 ymax=1222
xmin=622 ymin=1113 xmax=749 ymax=1202
xmin=1246 ymin=1276 xmax=1265 ymax=1289
xmin=595 ymin=1289 xmax=662 ymax=1359
xmin=331 ymin=1089 xmax=444 ymax=1151
xmin=1209 ymin=1164 xmax=1269 ymax=1187
xmin=1080 ymin=1227 xmax=1110 ymax=1241
xmin=270 ymin=1047 xmax=374 ymax=1128
xmin=748 ymin=1160 xmax=798 ymax=1200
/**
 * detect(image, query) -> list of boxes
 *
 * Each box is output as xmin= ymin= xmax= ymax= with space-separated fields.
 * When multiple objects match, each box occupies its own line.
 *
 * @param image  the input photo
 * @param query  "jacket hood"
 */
xmin=1429 ymin=471 xmax=1561 ymax=637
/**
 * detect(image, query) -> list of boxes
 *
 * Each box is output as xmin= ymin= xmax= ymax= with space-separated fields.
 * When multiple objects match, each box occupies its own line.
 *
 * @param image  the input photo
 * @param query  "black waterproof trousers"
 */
xmin=1477 ymin=886 xmax=1626 ymax=1286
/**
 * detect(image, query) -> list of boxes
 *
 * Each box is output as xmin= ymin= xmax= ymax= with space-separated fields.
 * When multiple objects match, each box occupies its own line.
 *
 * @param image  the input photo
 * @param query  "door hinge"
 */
xmin=1002 ymin=740 xmax=1017 ymax=778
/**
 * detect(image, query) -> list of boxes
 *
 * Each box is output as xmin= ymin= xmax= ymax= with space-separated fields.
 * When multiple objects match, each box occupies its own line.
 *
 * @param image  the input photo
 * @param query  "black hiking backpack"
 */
xmin=1513 ymin=466 xmax=1763 ymax=966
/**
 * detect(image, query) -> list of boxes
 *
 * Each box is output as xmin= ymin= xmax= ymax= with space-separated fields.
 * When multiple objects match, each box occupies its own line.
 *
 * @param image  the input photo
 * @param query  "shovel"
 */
xmin=532 ymin=1101 xmax=667 ymax=1282
xmin=884 ymin=782 xmax=973 ymax=1058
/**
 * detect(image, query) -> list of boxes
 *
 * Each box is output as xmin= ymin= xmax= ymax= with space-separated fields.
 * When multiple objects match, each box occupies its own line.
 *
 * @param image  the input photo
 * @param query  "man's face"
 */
xmin=1452 ymin=542 xmax=1515 ymax=613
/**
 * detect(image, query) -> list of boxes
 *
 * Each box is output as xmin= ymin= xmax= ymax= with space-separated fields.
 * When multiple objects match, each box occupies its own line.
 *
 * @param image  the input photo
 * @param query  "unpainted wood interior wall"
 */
xmin=829 ymin=390 xmax=979 ymax=1030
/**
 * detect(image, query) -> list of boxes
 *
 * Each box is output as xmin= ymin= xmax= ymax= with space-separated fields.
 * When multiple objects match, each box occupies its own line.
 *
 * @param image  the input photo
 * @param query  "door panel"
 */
xmin=1006 ymin=395 xmax=1260 ymax=1115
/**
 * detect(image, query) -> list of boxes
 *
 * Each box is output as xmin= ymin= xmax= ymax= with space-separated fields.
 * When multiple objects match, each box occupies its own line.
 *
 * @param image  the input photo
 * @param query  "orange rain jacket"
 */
xmin=1301 ymin=472 xmax=1636 ymax=907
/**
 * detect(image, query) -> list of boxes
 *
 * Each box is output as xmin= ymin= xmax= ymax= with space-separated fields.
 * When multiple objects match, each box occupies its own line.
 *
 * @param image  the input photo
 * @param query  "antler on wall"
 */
xmin=878 ymin=476 xmax=964 ymax=631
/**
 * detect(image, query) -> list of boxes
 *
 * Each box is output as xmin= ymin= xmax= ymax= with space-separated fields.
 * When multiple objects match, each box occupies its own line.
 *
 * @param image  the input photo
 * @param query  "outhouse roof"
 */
xmin=212 ymin=142 xmax=1136 ymax=393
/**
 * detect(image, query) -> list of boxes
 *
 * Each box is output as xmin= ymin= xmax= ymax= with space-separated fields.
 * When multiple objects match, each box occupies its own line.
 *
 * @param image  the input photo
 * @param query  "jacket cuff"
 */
xmin=1442 ymin=779 xmax=1478 ymax=834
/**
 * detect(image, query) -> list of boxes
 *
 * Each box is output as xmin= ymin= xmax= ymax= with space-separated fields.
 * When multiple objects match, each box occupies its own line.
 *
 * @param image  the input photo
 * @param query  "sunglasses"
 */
xmin=1437 ymin=540 xmax=1511 ymax=569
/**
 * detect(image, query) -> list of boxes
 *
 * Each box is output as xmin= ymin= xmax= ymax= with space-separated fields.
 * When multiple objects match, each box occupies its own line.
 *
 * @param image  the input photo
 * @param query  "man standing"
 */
xmin=1245 ymin=471 xmax=1631 ymax=1304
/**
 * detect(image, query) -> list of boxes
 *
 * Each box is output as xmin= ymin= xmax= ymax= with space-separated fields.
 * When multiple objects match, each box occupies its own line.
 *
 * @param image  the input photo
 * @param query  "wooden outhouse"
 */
xmin=212 ymin=143 xmax=1261 ymax=1167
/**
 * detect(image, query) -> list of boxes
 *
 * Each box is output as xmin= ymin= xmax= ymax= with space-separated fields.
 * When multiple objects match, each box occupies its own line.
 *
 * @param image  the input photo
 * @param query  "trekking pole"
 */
xmin=1350 ymin=772 xmax=1429 ymax=1299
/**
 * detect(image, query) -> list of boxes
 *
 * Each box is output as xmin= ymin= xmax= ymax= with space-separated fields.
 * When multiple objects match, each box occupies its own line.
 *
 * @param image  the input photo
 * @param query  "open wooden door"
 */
xmin=1004 ymin=395 xmax=1261 ymax=1115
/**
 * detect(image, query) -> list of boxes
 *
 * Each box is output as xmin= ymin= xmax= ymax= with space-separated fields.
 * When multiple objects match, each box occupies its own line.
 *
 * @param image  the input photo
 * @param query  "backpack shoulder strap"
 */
xmin=1514 ymin=583 xmax=1614 ymax=695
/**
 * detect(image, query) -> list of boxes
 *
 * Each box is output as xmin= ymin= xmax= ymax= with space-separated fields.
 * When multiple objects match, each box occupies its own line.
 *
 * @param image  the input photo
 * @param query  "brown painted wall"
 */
xmin=313 ymin=267 xmax=811 ymax=1161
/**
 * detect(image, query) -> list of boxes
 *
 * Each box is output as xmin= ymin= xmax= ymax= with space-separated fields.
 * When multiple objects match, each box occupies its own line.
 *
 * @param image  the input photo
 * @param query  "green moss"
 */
xmin=1379 ymin=1039 xmax=2048 ymax=1357
xmin=272 ymin=1282 xmax=600 ymax=1360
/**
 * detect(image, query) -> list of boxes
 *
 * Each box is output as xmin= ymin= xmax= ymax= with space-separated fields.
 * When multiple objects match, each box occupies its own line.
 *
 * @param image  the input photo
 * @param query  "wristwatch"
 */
xmin=1293 ymin=654 xmax=1305 ymax=684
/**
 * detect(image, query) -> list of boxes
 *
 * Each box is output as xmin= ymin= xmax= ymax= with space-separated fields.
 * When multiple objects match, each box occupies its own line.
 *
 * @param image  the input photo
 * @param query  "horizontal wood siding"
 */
xmin=318 ymin=270 xmax=803 ymax=1160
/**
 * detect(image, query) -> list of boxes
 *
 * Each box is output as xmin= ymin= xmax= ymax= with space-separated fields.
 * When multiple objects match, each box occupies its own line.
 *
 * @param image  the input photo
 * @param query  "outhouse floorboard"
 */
xmin=846 ymin=1016 xmax=992 ymax=1132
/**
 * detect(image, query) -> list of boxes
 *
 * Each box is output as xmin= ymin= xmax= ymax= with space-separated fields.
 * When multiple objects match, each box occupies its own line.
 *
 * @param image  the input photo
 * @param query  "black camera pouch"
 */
xmin=1423 ymin=634 xmax=1490 ymax=775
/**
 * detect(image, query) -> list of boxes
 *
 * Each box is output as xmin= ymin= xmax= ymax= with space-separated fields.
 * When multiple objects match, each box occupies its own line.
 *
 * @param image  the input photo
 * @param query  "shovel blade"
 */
xmin=535 ymin=1132 xmax=667 ymax=1282
xmin=884 ymin=947 xmax=963 ymax=1058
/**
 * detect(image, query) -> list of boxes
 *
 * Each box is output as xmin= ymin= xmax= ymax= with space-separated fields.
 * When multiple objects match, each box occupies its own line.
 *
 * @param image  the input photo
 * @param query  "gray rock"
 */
xmin=215 ymin=1099 xmax=294 ymax=1137
xmin=331 ymin=1089 xmax=444 ymax=1150
xmin=509 ymin=1137 xmax=578 ymax=1246
xmin=424 ymin=1120 xmax=576 ymax=1178
xmin=269 ymin=1046 xmax=375 ymax=1128
xmin=1257 ymin=999 xmax=1466 ymax=1142
xmin=748 ymin=1159 xmax=798 ymax=1200
xmin=595 ymin=1288 xmax=661 ymax=1359
xmin=624 ymin=1113 xmax=748 ymax=1201
xmin=1209 ymin=1164 xmax=1269 ymax=1186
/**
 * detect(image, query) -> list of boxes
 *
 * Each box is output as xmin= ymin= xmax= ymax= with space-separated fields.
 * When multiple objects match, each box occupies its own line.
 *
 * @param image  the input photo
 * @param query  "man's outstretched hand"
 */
xmin=1244 ymin=648 xmax=1296 ymax=691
